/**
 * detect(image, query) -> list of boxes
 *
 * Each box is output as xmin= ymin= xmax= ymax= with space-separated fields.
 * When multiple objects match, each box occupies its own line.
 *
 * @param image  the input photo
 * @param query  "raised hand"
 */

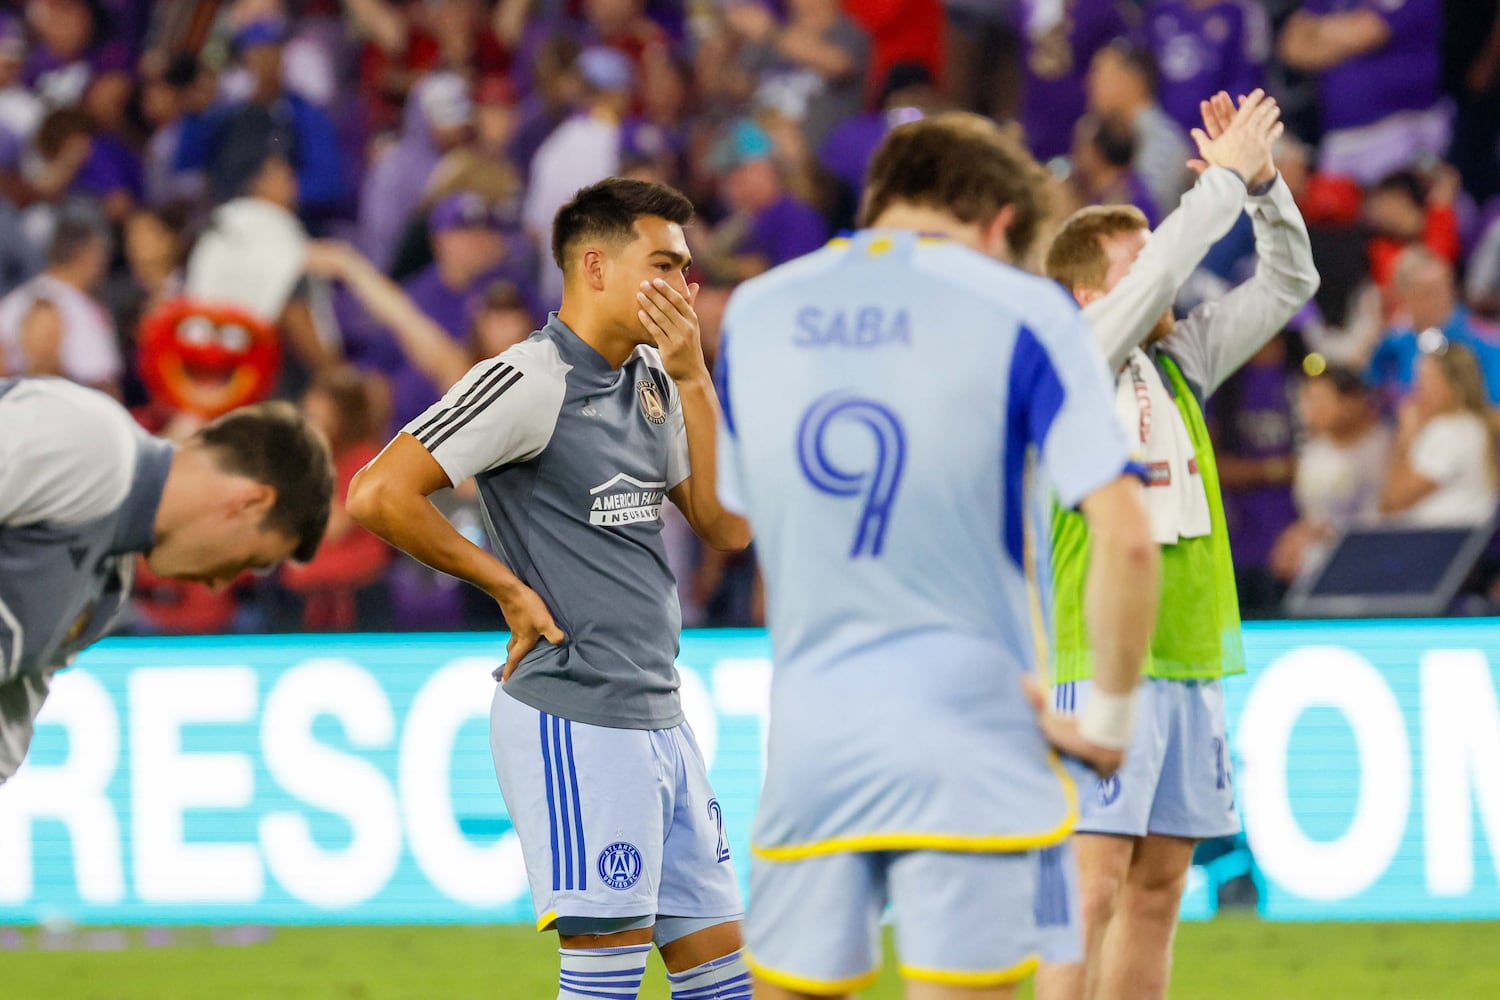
xmin=1188 ymin=89 xmax=1283 ymax=189
xmin=637 ymin=278 xmax=708 ymax=384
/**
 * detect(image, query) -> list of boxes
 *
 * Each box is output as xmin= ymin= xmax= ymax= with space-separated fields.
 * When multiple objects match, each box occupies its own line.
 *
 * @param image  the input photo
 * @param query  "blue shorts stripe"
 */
xmin=564 ymin=719 xmax=587 ymax=890
xmin=540 ymin=711 xmax=561 ymax=892
xmin=1035 ymin=845 xmax=1070 ymax=928
xmin=552 ymin=716 xmax=575 ymax=890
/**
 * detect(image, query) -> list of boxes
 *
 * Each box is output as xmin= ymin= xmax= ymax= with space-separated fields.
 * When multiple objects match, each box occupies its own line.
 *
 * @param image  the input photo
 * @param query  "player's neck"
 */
xmin=556 ymin=302 xmax=638 ymax=369
xmin=866 ymin=207 xmax=1006 ymax=261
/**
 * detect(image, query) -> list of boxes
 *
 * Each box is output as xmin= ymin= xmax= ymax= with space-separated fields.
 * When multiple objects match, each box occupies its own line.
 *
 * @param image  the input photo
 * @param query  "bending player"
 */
xmin=348 ymin=179 xmax=753 ymax=1000
xmin=715 ymin=113 xmax=1161 ymax=1000
xmin=1 ymin=382 xmax=333 ymax=785
xmin=1037 ymin=91 xmax=1319 ymax=1000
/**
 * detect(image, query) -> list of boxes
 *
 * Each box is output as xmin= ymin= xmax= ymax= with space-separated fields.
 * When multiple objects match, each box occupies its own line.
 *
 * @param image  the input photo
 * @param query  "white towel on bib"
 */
xmin=1114 ymin=348 xmax=1211 ymax=545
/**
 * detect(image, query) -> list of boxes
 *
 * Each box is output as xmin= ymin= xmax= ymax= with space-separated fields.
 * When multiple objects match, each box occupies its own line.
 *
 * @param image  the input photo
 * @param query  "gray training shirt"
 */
xmin=0 ymin=377 xmax=172 ymax=780
xmin=403 ymin=315 xmax=693 ymax=731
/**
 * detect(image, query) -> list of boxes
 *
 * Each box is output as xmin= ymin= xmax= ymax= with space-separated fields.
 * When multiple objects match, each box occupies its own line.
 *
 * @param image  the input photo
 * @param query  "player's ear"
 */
xmin=580 ymin=246 xmax=607 ymax=292
xmin=1074 ymin=286 xmax=1104 ymax=308
xmin=982 ymin=205 xmax=1017 ymax=262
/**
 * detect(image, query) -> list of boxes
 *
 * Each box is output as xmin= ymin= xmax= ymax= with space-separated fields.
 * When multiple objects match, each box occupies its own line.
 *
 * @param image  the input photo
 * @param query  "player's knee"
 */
xmin=1122 ymin=873 xmax=1188 ymax=926
xmin=1078 ymin=878 xmax=1119 ymax=935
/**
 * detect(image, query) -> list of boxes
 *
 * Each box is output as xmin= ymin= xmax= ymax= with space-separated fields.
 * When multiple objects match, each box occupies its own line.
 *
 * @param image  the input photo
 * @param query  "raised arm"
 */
xmin=306 ymin=240 xmax=472 ymax=391
xmin=638 ymin=278 xmax=752 ymax=552
xmin=1162 ymin=175 xmax=1319 ymax=397
xmin=343 ymin=0 xmax=410 ymax=57
xmin=1081 ymin=91 xmax=1282 ymax=371
xmin=1277 ymin=7 xmax=1391 ymax=72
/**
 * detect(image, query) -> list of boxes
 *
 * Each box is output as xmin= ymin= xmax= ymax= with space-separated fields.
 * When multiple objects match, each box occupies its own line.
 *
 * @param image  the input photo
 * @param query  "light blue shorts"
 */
xmin=490 ymin=688 xmax=743 ymax=931
xmin=746 ymin=845 xmax=1080 ymax=994
xmin=1055 ymin=678 xmax=1240 ymax=840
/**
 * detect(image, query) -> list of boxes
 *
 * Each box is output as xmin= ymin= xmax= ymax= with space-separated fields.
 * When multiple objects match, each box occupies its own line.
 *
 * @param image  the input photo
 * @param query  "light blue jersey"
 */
xmin=716 ymin=230 xmax=1136 ymax=859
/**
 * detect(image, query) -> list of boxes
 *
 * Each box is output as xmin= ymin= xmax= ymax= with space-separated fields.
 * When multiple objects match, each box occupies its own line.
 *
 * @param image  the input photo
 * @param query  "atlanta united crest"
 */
xmin=636 ymin=380 xmax=667 ymax=425
xmin=599 ymin=841 xmax=644 ymax=890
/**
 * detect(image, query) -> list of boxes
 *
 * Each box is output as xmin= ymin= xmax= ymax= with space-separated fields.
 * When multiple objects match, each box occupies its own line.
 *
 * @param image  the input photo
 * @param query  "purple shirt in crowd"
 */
xmin=24 ymin=39 xmax=131 ymax=109
xmin=1304 ymin=0 xmax=1441 ymax=132
xmin=1019 ymin=0 xmax=1132 ymax=161
xmin=73 ymin=132 xmax=141 ymax=201
xmin=1139 ymin=0 xmax=1266 ymax=136
xmin=819 ymin=112 xmax=888 ymax=198
xmin=343 ymin=263 xmax=537 ymax=432
xmin=743 ymin=195 xmax=830 ymax=269
xmin=1216 ymin=362 xmax=1298 ymax=569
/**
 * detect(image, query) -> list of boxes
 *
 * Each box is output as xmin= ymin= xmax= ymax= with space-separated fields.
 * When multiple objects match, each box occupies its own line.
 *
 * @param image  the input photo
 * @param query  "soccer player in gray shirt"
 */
xmin=349 ymin=179 xmax=752 ymax=1000
xmin=0 ymin=379 xmax=333 ymax=784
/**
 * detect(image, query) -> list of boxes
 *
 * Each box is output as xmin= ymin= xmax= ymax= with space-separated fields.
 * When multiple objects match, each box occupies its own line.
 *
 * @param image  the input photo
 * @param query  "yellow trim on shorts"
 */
xmin=744 ymin=950 xmax=881 ymax=996
xmin=536 ymin=910 xmax=557 ymax=932
xmin=752 ymin=753 xmax=1079 ymax=861
xmin=900 ymin=954 xmax=1039 ymax=987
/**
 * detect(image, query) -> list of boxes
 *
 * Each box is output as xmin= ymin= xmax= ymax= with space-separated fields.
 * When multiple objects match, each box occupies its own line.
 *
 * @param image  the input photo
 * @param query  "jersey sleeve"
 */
xmin=0 ymin=379 xmax=138 ymax=527
xmin=1158 ymin=175 xmax=1320 ymax=397
xmin=401 ymin=351 xmax=565 ymax=486
xmin=1011 ymin=302 xmax=1140 ymax=510
xmin=712 ymin=343 xmax=746 ymax=514
xmin=666 ymin=379 xmax=691 ymax=490
xmin=1081 ymin=166 xmax=1249 ymax=372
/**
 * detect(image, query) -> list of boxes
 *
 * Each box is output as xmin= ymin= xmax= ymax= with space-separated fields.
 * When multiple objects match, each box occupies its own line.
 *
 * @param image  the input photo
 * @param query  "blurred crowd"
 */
xmin=1 ymin=0 xmax=1500 ymax=630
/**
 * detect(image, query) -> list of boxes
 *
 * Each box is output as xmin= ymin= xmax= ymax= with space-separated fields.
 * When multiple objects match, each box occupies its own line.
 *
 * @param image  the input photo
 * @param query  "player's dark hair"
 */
xmin=861 ymin=112 xmax=1052 ymax=262
xmin=193 ymin=401 xmax=335 ymax=562
xmin=551 ymin=178 xmax=695 ymax=272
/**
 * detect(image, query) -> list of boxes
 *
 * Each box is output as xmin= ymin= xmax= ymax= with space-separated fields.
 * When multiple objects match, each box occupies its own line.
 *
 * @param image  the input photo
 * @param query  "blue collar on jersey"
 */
xmin=110 ymin=437 xmax=174 ymax=556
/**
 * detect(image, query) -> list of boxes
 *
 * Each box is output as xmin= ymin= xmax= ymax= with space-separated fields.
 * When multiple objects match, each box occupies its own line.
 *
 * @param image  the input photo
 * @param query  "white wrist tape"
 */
xmin=1078 ymin=687 xmax=1139 ymax=751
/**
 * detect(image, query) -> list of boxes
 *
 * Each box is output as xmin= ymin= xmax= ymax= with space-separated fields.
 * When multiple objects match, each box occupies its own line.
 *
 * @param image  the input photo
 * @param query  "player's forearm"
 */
xmin=347 ymin=475 xmax=520 ymax=600
xmin=1084 ymin=168 xmax=1248 ymax=371
xmin=677 ymin=376 xmax=752 ymax=551
xmin=1084 ymin=517 xmax=1159 ymax=698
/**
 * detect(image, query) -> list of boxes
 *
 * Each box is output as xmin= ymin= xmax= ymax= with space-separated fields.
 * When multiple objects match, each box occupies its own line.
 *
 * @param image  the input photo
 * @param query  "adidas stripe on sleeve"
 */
xmin=401 ymin=346 xmax=567 ymax=486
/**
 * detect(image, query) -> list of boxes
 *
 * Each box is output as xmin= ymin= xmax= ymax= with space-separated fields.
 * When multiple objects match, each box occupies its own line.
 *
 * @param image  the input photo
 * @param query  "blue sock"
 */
xmin=667 ymin=949 xmax=753 ymax=1000
xmin=557 ymin=942 xmax=651 ymax=1000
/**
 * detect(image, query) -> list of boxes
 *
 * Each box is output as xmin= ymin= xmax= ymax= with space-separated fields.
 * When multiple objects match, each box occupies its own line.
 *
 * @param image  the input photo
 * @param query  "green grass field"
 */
xmin=5 ymin=916 xmax=1499 ymax=999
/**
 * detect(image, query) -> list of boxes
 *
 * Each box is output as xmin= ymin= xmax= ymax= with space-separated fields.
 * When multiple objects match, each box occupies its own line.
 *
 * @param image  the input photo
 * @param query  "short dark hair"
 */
xmin=192 ymin=402 xmax=335 ymax=562
xmin=551 ymin=177 xmax=694 ymax=272
xmin=48 ymin=200 xmax=110 ymax=268
xmin=1371 ymin=169 xmax=1425 ymax=205
xmin=861 ymin=112 xmax=1052 ymax=262
xmin=1091 ymin=114 xmax=1137 ymax=169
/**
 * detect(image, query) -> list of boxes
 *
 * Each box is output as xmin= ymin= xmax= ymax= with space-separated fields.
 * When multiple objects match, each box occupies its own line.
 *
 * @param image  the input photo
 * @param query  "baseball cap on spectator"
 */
xmin=475 ymin=74 xmax=518 ymax=107
xmin=578 ymin=46 xmax=634 ymax=94
xmin=233 ymin=16 xmax=289 ymax=55
xmin=429 ymin=191 xmax=507 ymax=233
xmin=709 ymin=118 xmax=774 ymax=175
xmin=416 ymin=71 xmax=473 ymax=131
xmin=207 ymin=105 xmax=298 ymax=204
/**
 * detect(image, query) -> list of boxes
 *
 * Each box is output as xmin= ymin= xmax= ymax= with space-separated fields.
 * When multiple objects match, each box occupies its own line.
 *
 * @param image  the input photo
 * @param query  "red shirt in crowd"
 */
xmin=842 ymin=0 xmax=943 ymax=103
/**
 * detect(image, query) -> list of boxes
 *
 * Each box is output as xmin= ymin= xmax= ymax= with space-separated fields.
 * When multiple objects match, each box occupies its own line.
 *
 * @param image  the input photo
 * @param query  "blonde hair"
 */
xmin=1432 ymin=342 xmax=1499 ymax=484
xmin=1044 ymin=204 xmax=1150 ymax=293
